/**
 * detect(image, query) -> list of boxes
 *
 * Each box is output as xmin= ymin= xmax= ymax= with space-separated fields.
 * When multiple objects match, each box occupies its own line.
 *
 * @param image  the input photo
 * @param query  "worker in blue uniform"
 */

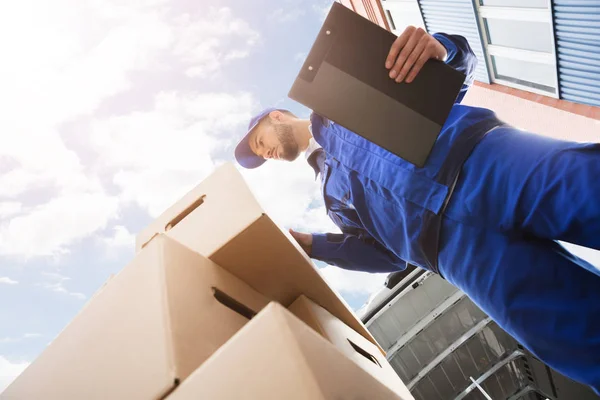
xmin=234 ymin=26 xmax=600 ymax=394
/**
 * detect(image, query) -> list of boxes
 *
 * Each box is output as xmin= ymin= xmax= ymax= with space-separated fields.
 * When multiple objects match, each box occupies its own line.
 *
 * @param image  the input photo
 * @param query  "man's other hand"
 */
xmin=385 ymin=26 xmax=448 ymax=84
xmin=289 ymin=229 xmax=313 ymax=255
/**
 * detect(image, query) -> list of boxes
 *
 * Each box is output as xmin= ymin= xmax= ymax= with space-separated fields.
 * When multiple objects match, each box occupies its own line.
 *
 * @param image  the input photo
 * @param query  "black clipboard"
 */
xmin=287 ymin=2 xmax=466 ymax=168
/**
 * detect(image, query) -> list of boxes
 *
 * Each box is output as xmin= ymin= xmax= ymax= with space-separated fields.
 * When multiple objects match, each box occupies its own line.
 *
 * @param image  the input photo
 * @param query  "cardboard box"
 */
xmin=166 ymin=302 xmax=405 ymax=400
xmin=1 ymin=235 xmax=269 ymax=400
xmin=289 ymin=295 xmax=414 ymax=399
xmin=135 ymin=162 xmax=382 ymax=353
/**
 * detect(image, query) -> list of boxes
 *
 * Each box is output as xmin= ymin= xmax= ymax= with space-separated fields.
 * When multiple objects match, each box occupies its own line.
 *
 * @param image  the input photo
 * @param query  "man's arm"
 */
xmin=310 ymin=233 xmax=407 ymax=273
xmin=432 ymin=32 xmax=477 ymax=103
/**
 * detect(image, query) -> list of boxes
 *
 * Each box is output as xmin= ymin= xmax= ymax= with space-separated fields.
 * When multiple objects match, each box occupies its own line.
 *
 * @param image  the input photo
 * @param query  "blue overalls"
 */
xmin=309 ymin=32 xmax=600 ymax=393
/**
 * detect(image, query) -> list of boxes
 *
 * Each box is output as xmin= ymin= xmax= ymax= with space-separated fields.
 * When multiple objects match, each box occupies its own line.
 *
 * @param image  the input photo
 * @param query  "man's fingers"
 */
xmin=405 ymin=44 xmax=434 ymax=83
xmin=395 ymin=34 xmax=428 ymax=83
xmin=289 ymin=229 xmax=310 ymax=244
xmin=288 ymin=229 xmax=313 ymax=256
xmin=389 ymin=28 xmax=425 ymax=80
xmin=386 ymin=27 xmax=414 ymax=69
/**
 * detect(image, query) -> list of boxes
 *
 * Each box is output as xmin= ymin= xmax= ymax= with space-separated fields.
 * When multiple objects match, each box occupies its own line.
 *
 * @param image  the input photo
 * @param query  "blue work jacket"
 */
xmin=310 ymin=33 xmax=502 ymax=274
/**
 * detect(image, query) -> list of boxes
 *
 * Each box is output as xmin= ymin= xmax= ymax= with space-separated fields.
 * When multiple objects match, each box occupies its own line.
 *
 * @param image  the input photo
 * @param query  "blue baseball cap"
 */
xmin=235 ymin=107 xmax=288 ymax=169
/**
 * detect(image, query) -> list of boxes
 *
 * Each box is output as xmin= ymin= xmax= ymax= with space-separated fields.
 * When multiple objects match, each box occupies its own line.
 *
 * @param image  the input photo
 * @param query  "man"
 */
xmin=235 ymin=27 xmax=600 ymax=393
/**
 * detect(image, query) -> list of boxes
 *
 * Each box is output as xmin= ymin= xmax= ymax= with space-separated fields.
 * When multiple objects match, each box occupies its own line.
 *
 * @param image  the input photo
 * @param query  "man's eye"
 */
xmin=259 ymin=139 xmax=263 ymax=147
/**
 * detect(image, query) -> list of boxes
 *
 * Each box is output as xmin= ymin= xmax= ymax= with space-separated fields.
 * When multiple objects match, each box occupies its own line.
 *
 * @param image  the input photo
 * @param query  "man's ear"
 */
xmin=269 ymin=110 xmax=284 ymax=122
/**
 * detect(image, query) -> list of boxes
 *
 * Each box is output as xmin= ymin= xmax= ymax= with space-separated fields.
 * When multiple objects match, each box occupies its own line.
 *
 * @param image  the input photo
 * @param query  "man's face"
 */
xmin=249 ymin=119 xmax=300 ymax=162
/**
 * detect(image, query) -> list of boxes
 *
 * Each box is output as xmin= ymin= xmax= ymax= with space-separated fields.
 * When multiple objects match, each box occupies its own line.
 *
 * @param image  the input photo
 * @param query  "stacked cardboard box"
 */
xmin=1 ymin=163 xmax=414 ymax=400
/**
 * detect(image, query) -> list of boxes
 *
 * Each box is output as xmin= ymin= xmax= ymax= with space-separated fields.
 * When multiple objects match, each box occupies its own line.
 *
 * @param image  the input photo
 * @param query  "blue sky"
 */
xmin=0 ymin=0 xmax=391 ymax=390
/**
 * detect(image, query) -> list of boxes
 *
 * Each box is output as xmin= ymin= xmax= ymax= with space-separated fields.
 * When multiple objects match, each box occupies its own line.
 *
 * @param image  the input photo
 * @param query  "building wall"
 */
xmin=340 ymin=0 xmax=390 ymax=30
xmin=462 ymin=84 xmax=600 ymax=144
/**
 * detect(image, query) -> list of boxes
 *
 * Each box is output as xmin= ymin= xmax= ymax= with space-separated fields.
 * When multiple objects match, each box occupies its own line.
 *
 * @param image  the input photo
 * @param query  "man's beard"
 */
xmin=275 ymin=123 xmax=300 ymax=161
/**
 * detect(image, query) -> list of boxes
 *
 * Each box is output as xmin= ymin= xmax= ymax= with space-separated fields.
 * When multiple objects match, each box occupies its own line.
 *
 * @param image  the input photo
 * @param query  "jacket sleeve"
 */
xmin=310 ymin=232 xmax=407 ymax=273
xmin=433 ymin=32 xmax=478 ymax=104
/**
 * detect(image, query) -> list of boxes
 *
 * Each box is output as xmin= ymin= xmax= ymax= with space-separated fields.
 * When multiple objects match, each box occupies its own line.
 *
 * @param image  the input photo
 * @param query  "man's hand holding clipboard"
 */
xmin=386 ymin=26 xmax=449 ymax=84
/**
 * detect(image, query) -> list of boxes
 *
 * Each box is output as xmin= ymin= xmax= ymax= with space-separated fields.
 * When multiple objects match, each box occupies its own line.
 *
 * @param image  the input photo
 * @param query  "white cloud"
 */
xmin=0 ymin=0 xmax=174 ymax=258
xmin=101 ymin=225 xmax=135 ymax=250
xmin=313 ymin=1 xmax=334 ymax=21
xmin=319 ymin=265 xmax=388 ymax=296
xmin=240 ymin=159 xmax=339 ymax=234
xmin=87 ymin=0 xmax=170 ymax=21
xmin=0 ymin=1 xmax=261 ymax=259
xmin=0 ymin=203 xmax=22 ymax=219
xmin=99 ymin=225 xmax=136 ymax=259
xmin=0 ymin=277 xmax=18 ymax=285
xmin=0 ymin=2 xmax=173 ymax=131
xmin=0 ymin=356 xmax=29 ymax=393
xmin=90 ymin=91 xmax=256 ymax=217
xmin=37 ymin=272 xmax=86 ymax=300
xmin=173 ymin=8 xmax=260 ymax=78
xmin=268 ymin=8 xmax=307 ymax=23
xmin=85 ymin=2 xmax=259 ymax=80
xmin=0 ymin=333 xmax=42 ymax=343
xmin=23 ymin=333 xmax=42 ymax=339
xmin=0 ymin=191 xmax=119 ymax=259
xmin=294 ymin=52 xmax=308 ymax=64
xmin=0 ymin=127 xmax=85 ymax=199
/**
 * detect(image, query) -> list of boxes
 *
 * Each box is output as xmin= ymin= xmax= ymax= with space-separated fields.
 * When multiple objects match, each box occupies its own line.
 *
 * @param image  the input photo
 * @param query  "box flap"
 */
xmin=289 ymin=294 xmax=327 ymax=336
xmin=136 ymin=163 xmax=263 ymax=253
xmin=161 ymin=236 xmax=270 ymax=380
xmin=166 ymin=303 xmax=403 ymax=400
xmin=288 ymin=295 xmax=414 ymax=399
xmin=209 ymin=215 xmax=384 ymax=354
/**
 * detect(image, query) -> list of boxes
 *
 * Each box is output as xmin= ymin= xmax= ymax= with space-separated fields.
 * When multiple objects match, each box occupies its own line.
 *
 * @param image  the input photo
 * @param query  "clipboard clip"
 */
xmin=298 ymin=26 xmax=337 ymax=83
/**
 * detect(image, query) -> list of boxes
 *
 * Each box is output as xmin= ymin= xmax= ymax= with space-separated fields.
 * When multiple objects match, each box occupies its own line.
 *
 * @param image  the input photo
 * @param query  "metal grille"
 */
xmin=388 ymin=296 xmax=488 ymax=382
xmin=410 ymin=323 xmax=519 ymax=400
xmin=553 ymin=0 xmax=600 ymax=106
xmin=363 ymin=270 xmax=600 ymax=399
xmin=367 ymin=274 xmax=458 ymax=351
xmin=462 ymin=359 xmax=530 ymax=400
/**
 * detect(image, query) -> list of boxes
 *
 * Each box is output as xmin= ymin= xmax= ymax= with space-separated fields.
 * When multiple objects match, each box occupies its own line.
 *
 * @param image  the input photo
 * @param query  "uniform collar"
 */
xmin=305 ymin=130 xmax=322 ymax=161
xmin=305 ymin=126 xmax=324 ymax=179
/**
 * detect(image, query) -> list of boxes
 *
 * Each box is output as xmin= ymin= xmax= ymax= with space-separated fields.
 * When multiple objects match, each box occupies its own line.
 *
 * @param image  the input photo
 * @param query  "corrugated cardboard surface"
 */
xmin=135 ymin=163 xmax=263 ymax=254
xmin=159 ymin=235 xmax=269 ymax=380
xmin=135 ymin=162 xmax=383 ymax=353
xmin=289 ymin=295 xmax=414 ymax=400
xmin=210 ymin=215 xmax=384 ymax=352
xmin=1 ymin=235 xmax=269 ymax=400
xmin=166 ymin=302 xmax=403 ymax=400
